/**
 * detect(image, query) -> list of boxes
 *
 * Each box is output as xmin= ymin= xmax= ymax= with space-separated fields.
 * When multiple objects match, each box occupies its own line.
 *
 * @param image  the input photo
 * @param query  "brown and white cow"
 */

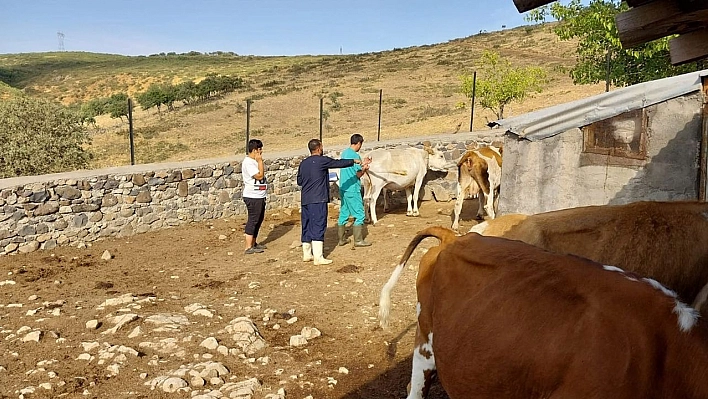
xmin=468 ymin=201 xmax=708 ymax=308
xmin=451 ymin=145 xmax=502 ymax=230
xmin=380 ymin=227 xmax=708 ymax=399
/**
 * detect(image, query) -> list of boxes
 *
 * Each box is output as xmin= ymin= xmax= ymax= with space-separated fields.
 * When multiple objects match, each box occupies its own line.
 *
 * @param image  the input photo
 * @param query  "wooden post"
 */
xmin=700 ymin=76 xmax=708 ymax=201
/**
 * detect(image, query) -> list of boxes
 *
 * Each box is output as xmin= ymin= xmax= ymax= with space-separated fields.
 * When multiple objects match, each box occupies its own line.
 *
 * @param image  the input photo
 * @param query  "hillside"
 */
xmin=0 ymin=24 xmax=606 ymax=169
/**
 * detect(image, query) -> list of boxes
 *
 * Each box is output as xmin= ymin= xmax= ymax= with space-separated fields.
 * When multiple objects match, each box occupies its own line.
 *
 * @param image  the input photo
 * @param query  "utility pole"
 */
xmin=57 ymin=32 xmax=65 ymax=51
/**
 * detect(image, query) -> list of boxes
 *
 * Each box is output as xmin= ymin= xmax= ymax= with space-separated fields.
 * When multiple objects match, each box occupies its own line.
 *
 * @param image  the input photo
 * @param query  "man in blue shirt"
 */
xmin=297 ymin=138 xmax=370 ymax=265
xmin=337 ymin=134 xmax=372 ymax=247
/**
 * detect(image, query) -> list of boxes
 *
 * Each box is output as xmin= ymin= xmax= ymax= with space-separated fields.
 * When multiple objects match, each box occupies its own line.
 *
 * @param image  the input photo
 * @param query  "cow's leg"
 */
xmin=410 ymin=177 xmax=424 ymax=217
xmin=451 ymin=182 xmax=467 ymax=230
xmin=406 ymin=329 xmax=436 ymax=399
xmin=369 ymin=187 xmax=382 ymax=225
xmin=406 ymin=187 xmax=415 ymax=217
xmin=383 ymin=188 xmax=389 ymax=213
xmin=476 ymin=191 xmax=486 ymax=219
xmin=484 ymin=187 xmax=496 ymax=219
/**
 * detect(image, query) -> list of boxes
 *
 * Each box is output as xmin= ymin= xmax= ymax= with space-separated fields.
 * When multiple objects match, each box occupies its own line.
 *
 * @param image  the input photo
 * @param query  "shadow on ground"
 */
xmin=260 ymin=220 xmax=297 ymax=246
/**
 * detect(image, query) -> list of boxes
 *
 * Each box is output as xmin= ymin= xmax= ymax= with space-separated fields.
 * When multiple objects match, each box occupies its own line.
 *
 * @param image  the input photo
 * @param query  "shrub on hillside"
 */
xmin=0 ymin=97 xmax=92 ymax=178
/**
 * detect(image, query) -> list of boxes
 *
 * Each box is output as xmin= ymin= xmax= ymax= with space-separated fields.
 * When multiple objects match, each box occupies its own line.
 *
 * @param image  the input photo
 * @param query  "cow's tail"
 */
xmin=361 ymin=171 xmax=372 ymax=201
xmin=692 ymin=280 xmax=708 ymax=315
xmin=378 ymin=226 xmax=458 ymax=328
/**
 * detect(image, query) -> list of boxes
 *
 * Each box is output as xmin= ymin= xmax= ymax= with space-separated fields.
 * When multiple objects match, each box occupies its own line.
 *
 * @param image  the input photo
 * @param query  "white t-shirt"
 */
xmin=242 ymin=156 xmax=267 ymax=199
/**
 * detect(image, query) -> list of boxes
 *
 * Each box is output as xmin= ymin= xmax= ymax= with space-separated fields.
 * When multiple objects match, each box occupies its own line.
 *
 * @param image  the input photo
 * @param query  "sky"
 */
xmin=0 ymin=0 xmax=534 ymax=57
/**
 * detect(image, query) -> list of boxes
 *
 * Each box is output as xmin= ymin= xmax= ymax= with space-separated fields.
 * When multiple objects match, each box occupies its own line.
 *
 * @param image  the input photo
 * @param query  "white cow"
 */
xmin=361 ymin=146 xmax=451 ymax=225
xmin=451 ymin=145 xmax=502 ymax=230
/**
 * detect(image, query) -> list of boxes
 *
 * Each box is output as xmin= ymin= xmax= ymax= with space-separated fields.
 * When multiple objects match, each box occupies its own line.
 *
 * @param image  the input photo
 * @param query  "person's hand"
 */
xmin=362 ymin=156 xmax=372 ymax=166
xmin=362 ymin=164 xmax=370 ymax=171
xmin=254 ymin=150 xmax=263 ymax=162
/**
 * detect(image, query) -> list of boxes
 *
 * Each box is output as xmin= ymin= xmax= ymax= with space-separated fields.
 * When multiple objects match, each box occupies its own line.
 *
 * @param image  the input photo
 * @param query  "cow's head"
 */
xmin=424 ymin=146 xmax=453 ymax=172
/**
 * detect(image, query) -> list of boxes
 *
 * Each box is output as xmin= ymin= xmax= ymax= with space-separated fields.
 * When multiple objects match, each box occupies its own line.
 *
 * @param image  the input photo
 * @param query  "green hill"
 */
xmin=0 ymin=24 xmax=605 ymax=169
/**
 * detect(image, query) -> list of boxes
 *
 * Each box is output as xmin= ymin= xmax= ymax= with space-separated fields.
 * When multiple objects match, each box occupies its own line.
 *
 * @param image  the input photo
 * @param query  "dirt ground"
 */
xmin=0 ymin=199 xmax=483 ymax=399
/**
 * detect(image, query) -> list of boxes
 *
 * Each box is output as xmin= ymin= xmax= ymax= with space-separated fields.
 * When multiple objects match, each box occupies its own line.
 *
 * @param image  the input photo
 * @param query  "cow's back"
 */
xmin=366 ymin=147 xmax=425 ymax=171
xmin=480 ymin=201 xmax=708 ymax=302
xmin=429 ymin=233 xmax=708 ymax=399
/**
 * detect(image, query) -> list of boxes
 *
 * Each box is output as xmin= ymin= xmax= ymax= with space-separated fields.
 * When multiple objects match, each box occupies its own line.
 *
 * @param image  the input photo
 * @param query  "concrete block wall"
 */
xmin=0 ymin=131 xmax=502 ymax=255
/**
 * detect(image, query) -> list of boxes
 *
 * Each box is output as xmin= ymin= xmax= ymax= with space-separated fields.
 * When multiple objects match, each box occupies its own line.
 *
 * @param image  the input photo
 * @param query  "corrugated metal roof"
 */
xmin=490 ymin=69 xmax=708 ymax=141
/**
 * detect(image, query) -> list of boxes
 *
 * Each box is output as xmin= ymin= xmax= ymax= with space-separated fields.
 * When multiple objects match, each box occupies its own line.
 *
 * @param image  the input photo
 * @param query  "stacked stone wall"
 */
xmin=1 ymin=132 xmax=501 ymax=255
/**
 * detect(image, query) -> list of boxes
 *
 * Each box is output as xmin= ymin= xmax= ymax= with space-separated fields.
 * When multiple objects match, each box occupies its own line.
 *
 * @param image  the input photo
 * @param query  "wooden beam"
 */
xmin=616 ymin=0 xmax=708 ymax=48
xmin=669 ymin=29 xmax=708 ymax=64
xmin=699 ymin=75 xmax=708 ymax=201
xmin=625 ymin=0 xmax=653 ymax=6
xmin=512 ymin=0 xmax=556 ymax=13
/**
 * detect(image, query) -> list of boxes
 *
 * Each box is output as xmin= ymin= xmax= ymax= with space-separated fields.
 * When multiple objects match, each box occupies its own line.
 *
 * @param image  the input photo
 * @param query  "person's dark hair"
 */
xmin=350 ymin=134 xmax=364 ymax=145
xmin=247 ymin=139 xmax=263 ymax=154
xmin=308 ymin=139 xmax=322 ymax=154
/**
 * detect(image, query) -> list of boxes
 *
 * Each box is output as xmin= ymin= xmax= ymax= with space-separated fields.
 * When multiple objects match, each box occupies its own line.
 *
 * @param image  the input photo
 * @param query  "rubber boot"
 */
xmin=302 ymin=242 xmax=313 ymax=262
xmin=353 ymin=225 xmax=372 ymax=247
xmin=312 ymin=241 xmax=332 ymax=265
xmin=338 ymin=225 xmax=350 ymax=246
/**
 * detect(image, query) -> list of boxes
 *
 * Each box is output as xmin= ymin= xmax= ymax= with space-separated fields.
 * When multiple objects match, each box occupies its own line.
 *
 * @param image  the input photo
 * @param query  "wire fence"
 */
xmin=119 ymin=78 xmax=480 ymax=164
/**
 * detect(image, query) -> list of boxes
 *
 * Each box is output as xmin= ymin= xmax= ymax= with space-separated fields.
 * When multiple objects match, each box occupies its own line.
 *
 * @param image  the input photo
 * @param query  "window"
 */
xmin=582 ymin=109 xmax=647 ymax=160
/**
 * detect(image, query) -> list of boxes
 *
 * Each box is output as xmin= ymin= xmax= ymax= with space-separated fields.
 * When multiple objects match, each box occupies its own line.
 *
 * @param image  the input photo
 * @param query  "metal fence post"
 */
xmin=377 ymin=89 xmax=383 ymax=141
xmin=128 ymin=98 xmax=135 ymax=165
xmin=469 ymin=71 xmax=477 ymax=132
xmin=319 ymin=97 xmax=324 ymax=143
xmin=246 ymin=99 xmax=251 ymax=154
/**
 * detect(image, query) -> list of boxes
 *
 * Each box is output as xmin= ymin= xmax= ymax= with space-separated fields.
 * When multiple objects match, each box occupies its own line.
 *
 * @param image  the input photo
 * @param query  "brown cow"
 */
xmin=451 ymin=146 xmax=502 ymax=230
xmin=467 ymin=201 xmax=708 ymax=308
xmin=380 ymin=227 xmax=708 ymax=399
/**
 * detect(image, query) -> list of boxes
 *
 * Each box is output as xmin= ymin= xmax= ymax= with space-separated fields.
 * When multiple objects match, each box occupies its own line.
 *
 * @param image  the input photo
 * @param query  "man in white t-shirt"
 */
xmin=242 ymin=139 xmax=267 ymax=254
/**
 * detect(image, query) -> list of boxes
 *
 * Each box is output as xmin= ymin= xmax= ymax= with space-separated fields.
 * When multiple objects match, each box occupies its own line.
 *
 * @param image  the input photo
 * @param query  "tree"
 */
xmin=0 ymin=97 xmax=92 ymax=178
xmin=106 ymin=93 xmax=130 ymax=121
xmin=136 ymin=84 xmax=167 ymax=114
xmin=526 ymin=0 xmax=699 ymax=89
xmin=175 ymin=81 xmax=197 ymax=105
xmin=461 ymin=51 xmax=546 ymax=120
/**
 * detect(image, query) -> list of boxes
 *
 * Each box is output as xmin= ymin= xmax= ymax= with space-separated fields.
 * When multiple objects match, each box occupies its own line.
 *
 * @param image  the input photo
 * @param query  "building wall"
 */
xmin=499 ymin=92 xmax=704 ymax=215
xmin=1 ymin=132 xmax=501 ymax=256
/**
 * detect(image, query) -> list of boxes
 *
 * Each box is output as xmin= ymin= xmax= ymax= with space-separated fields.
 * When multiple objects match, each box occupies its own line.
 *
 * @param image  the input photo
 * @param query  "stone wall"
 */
xmin=0 ymin=131 xmax=502 ymax=256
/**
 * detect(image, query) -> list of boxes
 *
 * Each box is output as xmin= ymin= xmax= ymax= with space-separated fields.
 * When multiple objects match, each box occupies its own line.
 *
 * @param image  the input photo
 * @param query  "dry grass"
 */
xmin=2 ymin=24 xmax=607 ymax=168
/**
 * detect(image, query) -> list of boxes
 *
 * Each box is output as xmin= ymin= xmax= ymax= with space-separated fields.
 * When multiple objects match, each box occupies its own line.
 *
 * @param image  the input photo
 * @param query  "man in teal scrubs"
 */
xmin=338 ymin=133 xmax=372 ymax=247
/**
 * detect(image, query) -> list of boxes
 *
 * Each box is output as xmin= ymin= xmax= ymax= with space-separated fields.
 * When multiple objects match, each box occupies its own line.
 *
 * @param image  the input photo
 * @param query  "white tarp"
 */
xmin=490 ymin=69 xmax=708 ymax=141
